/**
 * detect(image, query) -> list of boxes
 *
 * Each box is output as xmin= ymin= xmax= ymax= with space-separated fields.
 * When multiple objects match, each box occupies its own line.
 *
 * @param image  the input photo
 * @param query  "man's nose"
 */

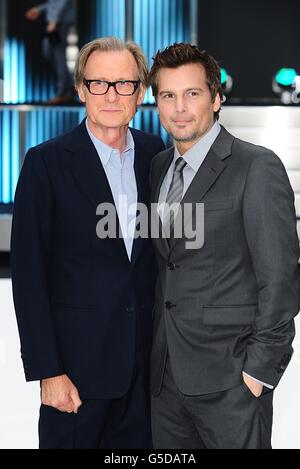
xmin=175 ymin=97 xmax=187 ymax=113
xmin=105 ymin=85 xmax=119 ymax=101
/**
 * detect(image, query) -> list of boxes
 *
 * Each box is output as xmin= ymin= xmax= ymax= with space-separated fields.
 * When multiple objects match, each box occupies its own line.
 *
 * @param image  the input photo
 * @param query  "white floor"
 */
xmin=0 ymin=279 xmax=299 ymax=449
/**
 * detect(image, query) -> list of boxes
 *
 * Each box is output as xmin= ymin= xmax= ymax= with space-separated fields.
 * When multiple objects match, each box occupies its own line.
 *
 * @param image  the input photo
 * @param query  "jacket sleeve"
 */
xmin=47 ymin=0 xmax=69 ymax=23
xmin=149 ymin=137 xmax=166 ymax=186
xmin=11 ymin=147 xmax=65 ymax=382
xmin=242 ymin=149 xmax=300 ymax=387
xmin=36 ymin=3 xmax=47 ymax=12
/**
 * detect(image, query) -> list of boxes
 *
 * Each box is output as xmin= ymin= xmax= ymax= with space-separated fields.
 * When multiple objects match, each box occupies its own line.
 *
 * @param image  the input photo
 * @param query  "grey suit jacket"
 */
xmin=150 ymin=126 xmax=300 ymax=396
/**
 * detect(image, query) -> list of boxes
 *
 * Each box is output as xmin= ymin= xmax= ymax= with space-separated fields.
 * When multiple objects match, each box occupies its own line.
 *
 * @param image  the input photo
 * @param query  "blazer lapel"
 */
xmin=169 ymin=126 xmax=234 ymax=251
xmin=130 ymin=131 xmax=149 ymax=266
xmin=65 ymin=120 xmax=129 ymax=263
xmin=151 ymin=147 xmax=175 ymax=259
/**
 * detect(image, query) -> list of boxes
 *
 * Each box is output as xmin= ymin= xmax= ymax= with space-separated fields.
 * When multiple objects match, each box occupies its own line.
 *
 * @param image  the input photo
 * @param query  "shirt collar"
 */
xmin=85 ymin=119 xmax=135 ymax=167
xmin=174 ymin=121 xmax=221 ymax=172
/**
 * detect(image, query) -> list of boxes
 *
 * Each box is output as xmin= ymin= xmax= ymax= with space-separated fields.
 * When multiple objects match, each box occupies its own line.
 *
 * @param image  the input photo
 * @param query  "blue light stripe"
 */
xmin=26 ymin=68 xmax=33 ymax=103
xmin=163 ymin=0 xmax=169 ymax=47
xmin=11 ymin=111 xmax=19 ymax=201
xmin=99 ymin=0 xmax=104 ymax=37
xmin=3 ymin=40 xmax=11 ymax=103
xmin=134 ymin=0 xmax=142 ymax=45
xmin=18 ymin=42 xmax=26 ymax=103
xmin=2 ymin=111 xmax=10 ymax=203
xmin=133 ymin=0 xmax=191 ymax=105
xmin=92 ymin=0 xmax=125 ymax=39
xmin=119 ymin=0 xmax=126 ymax=39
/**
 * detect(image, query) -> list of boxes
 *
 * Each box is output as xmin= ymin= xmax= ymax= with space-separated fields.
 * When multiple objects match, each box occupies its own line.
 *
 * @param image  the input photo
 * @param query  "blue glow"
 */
xmin=170 ymin=1 xmax=176 ymax=44
xmin=163 ymin=0 xmax=169 ymax=46
xmin=0 ymin=105 xmax=170 ymax=203
xmin=18 ymin=42 xmax=26 ymax=103
xmin=134 ymin=0 xmax=189 ymax=104
xmin=3 ymin=40 xmax=11 ymax=103
xmin=4 ymin=39 xmax=28 ymax=104
xmin=11 ymin=39 xmax=19 ymax=104
xmin=275 ymin=68 xmax=297 ymax=87
xmin=26 ymin=69 xmax=33 ymax=103
xmin=93 ymin=0 xmax=125 ymax=40
xmin=134 ymin=0 xmax=142 ymax=45
xmin=2 ymin=111 xmax=10 ymax=203
xmin=221 ymin=68 xmax=228 ymax=85
xmin=11 ymin=111 xmax=20 ymax=200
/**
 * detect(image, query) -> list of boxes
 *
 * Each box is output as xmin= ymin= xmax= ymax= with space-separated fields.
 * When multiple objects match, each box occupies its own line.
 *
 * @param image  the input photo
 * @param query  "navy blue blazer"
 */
xmin=11 ymin=120 xmax=165 ymax=399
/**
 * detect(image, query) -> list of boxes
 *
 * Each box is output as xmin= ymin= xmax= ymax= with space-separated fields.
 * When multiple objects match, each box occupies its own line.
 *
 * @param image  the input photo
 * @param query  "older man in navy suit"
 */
xmin=11 ymin=37 xmax=165 ymax=449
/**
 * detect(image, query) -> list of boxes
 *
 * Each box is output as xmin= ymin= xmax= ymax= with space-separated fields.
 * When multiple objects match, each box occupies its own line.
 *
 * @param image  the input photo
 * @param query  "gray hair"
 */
xmin=74 ymin=36 xmax=148 ymax=88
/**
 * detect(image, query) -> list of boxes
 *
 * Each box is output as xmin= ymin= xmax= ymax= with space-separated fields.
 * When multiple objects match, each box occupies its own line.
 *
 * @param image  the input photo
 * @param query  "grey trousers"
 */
xmin=151 ymin=358 xmax=273 ymax=449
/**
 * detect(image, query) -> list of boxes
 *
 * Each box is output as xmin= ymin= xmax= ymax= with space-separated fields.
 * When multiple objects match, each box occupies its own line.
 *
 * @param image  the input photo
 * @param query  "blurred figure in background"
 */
xmin=25 ymin=0 xmax=76 ymax=104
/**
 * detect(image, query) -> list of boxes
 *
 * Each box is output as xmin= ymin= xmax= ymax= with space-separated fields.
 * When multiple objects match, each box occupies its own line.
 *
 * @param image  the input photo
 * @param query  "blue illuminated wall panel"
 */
xmin=4 ymin=0 xmax=56 ymax=104
xmin=0 ymin=107 xmax=86 ymax=204
xmin=0 ymin=110 xmax=20 ymax=203
xmin=0 ymin=106 xmax=168 ymax=204
xmin=0 ymin=105 xmax=169 ymax=204
xmin=85 ymin=0 xmax=126 ymax=41
xmin=3 ymin=37 xmax=55 ymax=104
xmin=24 ymin=108 xmax=86 ymax=153
xmin=3 ymin=39 xmax=26 ymax=104
xmin=132 ymin=108 xmax=169 ymax=144
xmin=133 ymin=0 xmax=191 ymax=103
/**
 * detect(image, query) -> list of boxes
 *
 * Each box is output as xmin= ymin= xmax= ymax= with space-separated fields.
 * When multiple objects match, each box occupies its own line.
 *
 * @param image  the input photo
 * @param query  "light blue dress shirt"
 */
xmin=158 ymin=121 xmax=273 ymax=390
xmin=86 ymin=120 xmax=137 ymax=261
xmin=158 ymin=121 xmax=221 ymax=220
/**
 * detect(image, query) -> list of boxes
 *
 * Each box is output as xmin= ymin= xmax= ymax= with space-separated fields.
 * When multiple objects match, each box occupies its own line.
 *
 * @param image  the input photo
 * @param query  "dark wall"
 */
xmin=198 ymin=0 xmax=300 ymax=100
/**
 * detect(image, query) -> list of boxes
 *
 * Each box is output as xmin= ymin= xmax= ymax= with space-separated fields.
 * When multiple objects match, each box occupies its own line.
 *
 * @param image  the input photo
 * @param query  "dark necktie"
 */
xmin=164 ymin=157 xmax=187 ymax=236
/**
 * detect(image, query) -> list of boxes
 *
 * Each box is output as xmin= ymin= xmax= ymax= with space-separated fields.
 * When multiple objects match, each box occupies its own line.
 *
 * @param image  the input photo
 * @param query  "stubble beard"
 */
xmin=171 ymin=131 xmax=200 ymax=143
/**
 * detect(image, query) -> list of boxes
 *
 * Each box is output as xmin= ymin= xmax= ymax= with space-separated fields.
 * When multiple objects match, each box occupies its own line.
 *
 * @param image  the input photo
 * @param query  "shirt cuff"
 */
xmin=242 ymin=372 xmax=274 ymax=389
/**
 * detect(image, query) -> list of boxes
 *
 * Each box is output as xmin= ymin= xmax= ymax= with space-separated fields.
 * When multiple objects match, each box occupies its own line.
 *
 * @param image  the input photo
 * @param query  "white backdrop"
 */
xmin=0 ymin=279 xmax=299 ymax=449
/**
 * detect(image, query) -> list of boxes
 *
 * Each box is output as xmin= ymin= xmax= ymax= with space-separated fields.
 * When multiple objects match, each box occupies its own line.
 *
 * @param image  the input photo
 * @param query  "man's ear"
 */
xmin=137 ymin=84 xmax=147 ymax=106
xmin=213 ymin=93 xmax=221 ymax=113
xmin=77 ymin=83 xmax=86 ymax=104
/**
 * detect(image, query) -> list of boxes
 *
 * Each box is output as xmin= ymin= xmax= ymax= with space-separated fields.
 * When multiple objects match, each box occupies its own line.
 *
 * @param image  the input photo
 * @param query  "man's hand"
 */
xmin=25 ymin=7 xmax=41 ymax=21
xmin=243 ymin=373 xmax=263 ymax=398
xmin=41 ymin=374 xmax=82 ymax=413
xmin=47 ymin=21 xmax=57 ymax=33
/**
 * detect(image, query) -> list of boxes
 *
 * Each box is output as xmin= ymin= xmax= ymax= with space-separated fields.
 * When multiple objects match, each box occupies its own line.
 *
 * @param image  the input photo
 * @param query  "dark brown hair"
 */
xmin=149 ymin=43 xmax=223 ymax=119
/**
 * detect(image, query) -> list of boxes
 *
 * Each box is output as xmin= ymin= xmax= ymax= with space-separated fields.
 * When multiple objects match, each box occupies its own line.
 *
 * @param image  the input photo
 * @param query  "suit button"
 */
xmin=167 ymin=263 xmax=176 ymax=271
xmin=165 ymin=301 xmax=176 ymax=310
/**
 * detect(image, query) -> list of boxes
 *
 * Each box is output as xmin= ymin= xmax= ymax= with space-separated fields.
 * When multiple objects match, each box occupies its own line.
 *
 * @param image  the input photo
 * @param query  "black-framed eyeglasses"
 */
xmin=83 ymin=79 xmax=141 ymax=96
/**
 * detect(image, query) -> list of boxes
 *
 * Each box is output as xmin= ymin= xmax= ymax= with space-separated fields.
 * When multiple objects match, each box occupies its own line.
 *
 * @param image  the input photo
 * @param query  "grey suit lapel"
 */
xmin=169 ymin=126 xmax=234 ymax=250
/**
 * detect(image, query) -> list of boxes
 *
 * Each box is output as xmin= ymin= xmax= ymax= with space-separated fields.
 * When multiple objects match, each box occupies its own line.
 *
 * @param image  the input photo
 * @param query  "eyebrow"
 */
xmin=159 ymin=87 xmax=204 ymax=95
xmin=87 ymin=77 xmax=139 ymax=81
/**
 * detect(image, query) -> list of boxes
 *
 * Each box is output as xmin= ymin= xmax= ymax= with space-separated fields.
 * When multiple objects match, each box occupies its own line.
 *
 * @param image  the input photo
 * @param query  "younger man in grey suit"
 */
xmin=149 ymin=43 xmax=300 ymax=449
